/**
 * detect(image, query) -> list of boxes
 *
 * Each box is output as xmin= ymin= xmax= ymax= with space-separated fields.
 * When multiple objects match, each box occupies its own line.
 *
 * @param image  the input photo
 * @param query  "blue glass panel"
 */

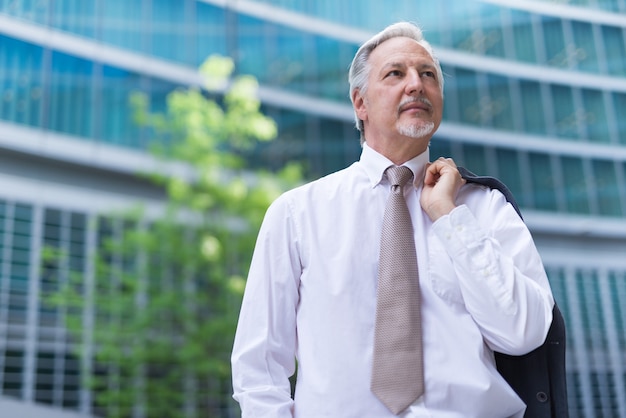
xmin=592 ymin=159 xmax=622 ymax=216
xmin=542 ymin=17 xmax=566 ymax=67
xmin=571 ymin=21 xmax=598 ymax=73
xmin=510 ymin=9 xmax=536 ymax=63
xmin=429 ymin=139 xmax=453 ymax=160
xmin=314 ymin=36 xmax=352 ymax=101
xmin=151 ymin=0 xmax=189 ymax=63
xmin=99 ymin=0 xmax=144 ymax=52
xmin=0 ymin=0 xmax=48 ymax=24
xmin=581 ymin=89 xmax=610 ymax=143
xmin=253 ymin=106 xmax=307 ymax=171
xmin=479 ymin=4 xmax=506 ymax=58
xmin=0 ymin=36 xmax=44 ymax=128
xmin=602 ymin=26 xmax=626 ymax=76
xmin=272 ymin=25 xmax=306 ymax=92
xmin=450 ymin=6 xmax=477 ymax=53
xmin=14 ymin=203 xmax=32 ymax=223
xmin=494 ymin=149 xmax=526 ymax=207
xmin=519 ymin=80 xmax=546 ymax=135
xmin=486 ymin=74 xmax=513 ymax=130
xmin=48 ymin=51 xmax=93 ymax=137
xmin=551 ymin=85 xmax=577 ymax=139
xmin=595 ymin=0 xmax=621 ymax=12
xmin=144 ymin=76 xmax=179 ymax=149
xmin=608 ymin=272 xmax=626 ymax=350
xmin=409 ymin=3 xmax=446 ymax=46
xmin=9 ymin=204 xmax=31 ymax=304
xmin=561 ymin=156 xmax=590 ymax=214
xmin=235 ymin=15 xmax=267 ymax=82
xmin=99 ymin=65 xmax=141 ymax=147
xmin=11 ymin=234 xmax=30 ymax=251
xmin=461 ymin=144 xmax=488 ymax=175
xmin=453 ymin=68 xmax=480 ymax=126
xmin=53 ymin=0 xmax=96 ymax=38
xmin=195 ymin=2 xmax=227 ymax=64
xmin=613 ymin=92 xmax=626 ymax=144
xmin=529 ymin=152 xmax=557 ymax=210
xmin=318 ymin=117 xmax=359 ymax=175
xmin=2 ymin=350 xmax=24 ymax=396
xmin=43 ymin=221 xmax=61 ymax=243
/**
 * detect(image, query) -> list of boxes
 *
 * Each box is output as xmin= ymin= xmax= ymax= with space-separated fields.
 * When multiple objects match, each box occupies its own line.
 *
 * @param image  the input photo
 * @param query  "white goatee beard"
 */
xmin=398 ymin=121 xmax=435 ymax=139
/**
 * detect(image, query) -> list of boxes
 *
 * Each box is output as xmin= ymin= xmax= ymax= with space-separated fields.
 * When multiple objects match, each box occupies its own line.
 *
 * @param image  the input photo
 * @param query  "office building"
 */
xmin=1 ymin=0 xmax=625 ymax=416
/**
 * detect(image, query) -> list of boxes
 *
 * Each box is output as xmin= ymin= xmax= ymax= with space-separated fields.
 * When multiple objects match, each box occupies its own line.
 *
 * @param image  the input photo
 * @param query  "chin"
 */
xmin=398 ymin=122 xmax=436 ymax=139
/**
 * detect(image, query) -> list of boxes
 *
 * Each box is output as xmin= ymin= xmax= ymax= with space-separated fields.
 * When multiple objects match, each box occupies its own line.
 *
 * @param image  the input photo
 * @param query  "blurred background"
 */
xmin=1 ymin=0 xmax=625 ymax=417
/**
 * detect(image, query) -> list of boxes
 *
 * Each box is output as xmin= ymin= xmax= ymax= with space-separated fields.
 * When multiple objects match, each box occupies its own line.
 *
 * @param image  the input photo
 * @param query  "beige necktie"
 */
xmin=371 ymin=165 xmax=424 ymax=415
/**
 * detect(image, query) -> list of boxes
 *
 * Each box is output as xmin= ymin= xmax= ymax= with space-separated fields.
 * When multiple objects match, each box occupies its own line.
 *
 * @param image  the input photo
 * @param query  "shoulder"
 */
xmin=277 ymin=163 xmax=362 ymax=203
xmin=458 ymin=167 xmax=522 ymax=219
xmin=457 ymin=181 xmax=521 ymax=226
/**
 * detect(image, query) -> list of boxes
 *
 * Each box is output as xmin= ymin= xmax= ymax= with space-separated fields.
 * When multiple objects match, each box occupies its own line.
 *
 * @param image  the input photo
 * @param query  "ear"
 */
xmin=351 ymin=88 xmax=368 ymax=122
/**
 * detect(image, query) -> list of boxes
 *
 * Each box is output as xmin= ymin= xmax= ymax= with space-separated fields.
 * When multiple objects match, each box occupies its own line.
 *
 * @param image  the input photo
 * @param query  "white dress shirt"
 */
xmin=231 ymin=144 xmax=554 ymax=418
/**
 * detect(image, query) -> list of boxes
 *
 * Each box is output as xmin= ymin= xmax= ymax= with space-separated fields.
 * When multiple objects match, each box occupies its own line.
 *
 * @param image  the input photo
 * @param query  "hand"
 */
xmin=420 ymin=157 xmax=466 ymax=221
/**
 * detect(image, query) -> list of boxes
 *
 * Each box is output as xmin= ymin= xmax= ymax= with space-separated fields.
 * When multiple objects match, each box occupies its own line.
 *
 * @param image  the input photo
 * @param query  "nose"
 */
xmin=405 ymin=69 xmax=423 ymax=95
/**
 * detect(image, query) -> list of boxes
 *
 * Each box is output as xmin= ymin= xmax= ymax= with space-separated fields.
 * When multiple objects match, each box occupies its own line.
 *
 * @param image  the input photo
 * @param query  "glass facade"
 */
xmin=1 ymin=0 xmax=626 ymax=417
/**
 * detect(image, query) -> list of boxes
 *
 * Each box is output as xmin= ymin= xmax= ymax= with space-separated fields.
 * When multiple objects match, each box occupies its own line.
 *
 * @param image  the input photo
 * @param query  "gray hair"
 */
xmin=348 ymin=22 xmax=444 ymax=143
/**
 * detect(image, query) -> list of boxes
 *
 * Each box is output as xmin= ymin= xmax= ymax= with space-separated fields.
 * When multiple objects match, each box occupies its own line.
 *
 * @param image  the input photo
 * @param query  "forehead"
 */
xmin=369 ymin=36 xmax=435 ymax=70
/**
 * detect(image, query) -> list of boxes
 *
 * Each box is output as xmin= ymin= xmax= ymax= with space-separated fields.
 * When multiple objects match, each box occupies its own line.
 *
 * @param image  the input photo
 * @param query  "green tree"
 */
xmin=47 ymin=56 xmax=302 ymax=417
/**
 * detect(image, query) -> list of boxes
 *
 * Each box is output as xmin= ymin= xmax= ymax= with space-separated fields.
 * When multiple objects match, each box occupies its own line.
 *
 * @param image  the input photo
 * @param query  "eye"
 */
xmin=385 ymin=69 xmax=403 ymax=78
xmin=422 ymin=70 xmax=436 ymax=78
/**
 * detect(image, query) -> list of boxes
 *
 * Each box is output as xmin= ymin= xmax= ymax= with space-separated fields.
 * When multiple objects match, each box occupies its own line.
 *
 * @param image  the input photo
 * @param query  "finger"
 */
xmin=423 ymin=162 xmax=442 ymax=185
xmin=437 ymin=156 xmax=457 ymax=168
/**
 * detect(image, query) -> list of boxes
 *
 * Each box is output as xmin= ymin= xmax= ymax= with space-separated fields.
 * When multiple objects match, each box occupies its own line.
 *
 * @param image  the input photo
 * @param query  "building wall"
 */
xmin=0 ymin=0 xmax=625 ymax=417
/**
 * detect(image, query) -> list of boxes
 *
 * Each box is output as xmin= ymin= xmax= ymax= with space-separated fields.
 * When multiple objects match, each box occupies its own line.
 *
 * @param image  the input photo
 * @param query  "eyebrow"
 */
xmin=381 ymin=62 xmax=404 ymax=71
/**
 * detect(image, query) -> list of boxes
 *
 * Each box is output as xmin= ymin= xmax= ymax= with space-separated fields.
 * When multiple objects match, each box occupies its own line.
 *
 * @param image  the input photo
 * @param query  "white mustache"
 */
xmin=398 ymin=97 xmax=433 ymax=113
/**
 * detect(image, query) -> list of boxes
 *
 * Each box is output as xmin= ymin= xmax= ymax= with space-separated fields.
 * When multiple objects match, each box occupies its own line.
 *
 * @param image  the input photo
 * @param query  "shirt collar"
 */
xmin=359 ymin=142 xmax=430 ymax=189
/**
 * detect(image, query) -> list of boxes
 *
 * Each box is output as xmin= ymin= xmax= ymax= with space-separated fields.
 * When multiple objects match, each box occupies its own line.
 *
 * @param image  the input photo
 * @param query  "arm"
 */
xmin=421 ymin=158 xmax=554 ymax=355
xmin=231 ymin=196 xmax=301 ymax=418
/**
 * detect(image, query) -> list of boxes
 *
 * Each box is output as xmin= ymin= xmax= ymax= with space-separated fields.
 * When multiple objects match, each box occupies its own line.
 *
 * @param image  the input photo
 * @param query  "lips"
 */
xmin=399 ymin=98 xmax=432 ymax=114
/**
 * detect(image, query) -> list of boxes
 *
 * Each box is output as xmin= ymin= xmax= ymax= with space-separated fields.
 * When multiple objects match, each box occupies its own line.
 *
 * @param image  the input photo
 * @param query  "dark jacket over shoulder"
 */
xmin=459 ymin=167 xmax=569 ymax=418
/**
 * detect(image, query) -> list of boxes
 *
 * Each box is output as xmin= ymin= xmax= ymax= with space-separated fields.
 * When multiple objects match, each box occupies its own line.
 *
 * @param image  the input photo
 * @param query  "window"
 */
xmin=602 ymin=26 xmax=626 ymax=76
xmin=99 ymin=65 xmax=142 ymax=147
xmin=461 ymin=144 xmax=488 ymax=176
xmin=0 ymin=37 xmax=44 ymax=128
xmin=561 ymin=156 xmax=590 ymax=214
xmin=542 ymin=17 xmax=567 ymax=67
xmin=571 ymin=21 xmax=598 ymax=73
xmin=495 ymin=149 xmax=526 ymax=207
xmin=510 ymin=9 xmax=537 ymax=63
xmin=519 ymin=80 xmax=546 ymax=135
xmin=592 ymin=159 xmax=622 ymax=216
xmin=613 ymin=93 xmax=626 ymax=144
xmin=2 ymin=350 xmax=24 ymax=397
xmin=551 ymin=85 xmax=578 ymax=139
xmin=454 ymin=69 xmax=481 ymax=126
xmin=99 ymin=0 xmax=144 ymax=52
xmin=48 ymin=51 xmax=93 ymax=138
xmin=529 ymin=152 xmax=557 ymax=211
xmin=487 ymin=74 xmax=514 ymax=130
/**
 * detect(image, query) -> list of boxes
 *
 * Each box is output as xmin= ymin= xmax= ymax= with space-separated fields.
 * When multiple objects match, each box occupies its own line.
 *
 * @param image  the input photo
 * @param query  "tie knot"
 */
xmin=386 ymin=166 xmax=413 ymax=189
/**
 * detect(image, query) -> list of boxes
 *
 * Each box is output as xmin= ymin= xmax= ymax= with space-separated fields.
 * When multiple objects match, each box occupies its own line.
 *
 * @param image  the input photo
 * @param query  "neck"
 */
xmin=366 ymin=139 xmax=429 ymax=166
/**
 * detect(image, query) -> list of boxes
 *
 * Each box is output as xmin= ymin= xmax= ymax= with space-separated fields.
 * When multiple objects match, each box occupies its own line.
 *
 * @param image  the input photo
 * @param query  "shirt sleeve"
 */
xmin=231 ymin=195 xmax=301 ymax=418
xmin=430 ymin=191 xmax=554 ymax=356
